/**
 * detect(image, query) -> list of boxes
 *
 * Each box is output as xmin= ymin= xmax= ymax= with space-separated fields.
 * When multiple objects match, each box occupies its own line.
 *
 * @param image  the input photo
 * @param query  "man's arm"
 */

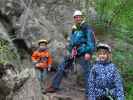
xmin=85 ymin=28 xmax=96 ymax=53
xmin=77 ymin=27 xmax=96 ymax=55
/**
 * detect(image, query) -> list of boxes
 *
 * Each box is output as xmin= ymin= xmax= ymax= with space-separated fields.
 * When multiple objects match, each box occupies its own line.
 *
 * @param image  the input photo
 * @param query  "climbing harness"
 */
xmin=71 ymin=47 xmax=78 ymax=73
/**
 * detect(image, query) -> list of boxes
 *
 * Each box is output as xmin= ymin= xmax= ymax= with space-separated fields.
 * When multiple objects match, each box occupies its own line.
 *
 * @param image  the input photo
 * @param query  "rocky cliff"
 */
xmin=0 ymin=0 xmax=90 ymax=100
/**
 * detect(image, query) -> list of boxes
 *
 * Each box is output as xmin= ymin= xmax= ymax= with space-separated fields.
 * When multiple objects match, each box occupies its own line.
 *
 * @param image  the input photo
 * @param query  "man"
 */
xmin=46 ymin=10 xmax=96 ymax=98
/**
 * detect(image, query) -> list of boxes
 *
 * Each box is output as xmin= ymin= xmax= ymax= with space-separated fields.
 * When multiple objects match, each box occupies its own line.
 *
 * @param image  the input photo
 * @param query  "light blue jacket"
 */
xmin=69 ymin=22 xmax=95 ymax=56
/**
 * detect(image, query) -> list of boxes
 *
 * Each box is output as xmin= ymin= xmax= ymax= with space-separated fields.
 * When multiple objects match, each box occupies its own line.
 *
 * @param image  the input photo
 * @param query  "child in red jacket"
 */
xmin=32 ymin=39 xmax=52 ymax=93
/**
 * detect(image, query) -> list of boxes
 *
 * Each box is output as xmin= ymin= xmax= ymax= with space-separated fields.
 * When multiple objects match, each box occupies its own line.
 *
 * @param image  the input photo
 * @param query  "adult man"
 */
xmin=46 ymin=10 xmax=96 ymax=98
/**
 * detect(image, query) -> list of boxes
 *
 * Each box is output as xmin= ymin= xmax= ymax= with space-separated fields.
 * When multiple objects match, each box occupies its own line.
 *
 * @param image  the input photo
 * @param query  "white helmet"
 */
xmin=73 ymin=10 xmax=83 ymax=17
xmin=97 ymin=43 xmax=111 ymax=52
xmin=38 ymin=39 xmax=48 ymax=45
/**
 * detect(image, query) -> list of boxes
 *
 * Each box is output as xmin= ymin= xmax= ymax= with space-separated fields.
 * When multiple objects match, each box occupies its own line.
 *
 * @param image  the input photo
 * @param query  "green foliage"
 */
xmin=0 ymin=38 xmax=18 ymax=64
xmin=93 ymin=0 xmax=133 ymax=44
xmin=125 ymin=82 xmax=133 ymax=100
xmin=113 ymin=48 xmax=133 ymax=99
xmin=87 ymin=0 xmax=133 ymax=99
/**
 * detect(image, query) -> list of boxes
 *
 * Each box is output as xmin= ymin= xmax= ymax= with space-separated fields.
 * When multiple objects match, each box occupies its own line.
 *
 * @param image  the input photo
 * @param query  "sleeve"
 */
xmin=68 ymin=24 xmax=77 ymax=50
xmin=31 ymin=51 xmax=40 ymax=62
xmin=88 ymin=67 xmax=96 ymax=100
xmin=85 ymin=28 xmax=96 ymax=54
xmin=77 ymin=26 xmax=96 ymax=55
xmin=47 ymin=51 xmax=52 ymax=65
xmin=113 ymin=66 xmax=125 ymax=100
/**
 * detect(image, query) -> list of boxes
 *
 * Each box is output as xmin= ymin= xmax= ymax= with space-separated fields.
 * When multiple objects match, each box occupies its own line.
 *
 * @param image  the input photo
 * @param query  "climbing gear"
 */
xmin=38 ymin=39 xmax=48 ymax=45
xmin=71 ymin=47 xmax=77 ymax=59
xmin=97 ymin=43 xmax=111 ymax=52
xmin=73 ymin=10 xmax=83 ymax=17
xmin=70 ymin=47 xmax=78 ymax=73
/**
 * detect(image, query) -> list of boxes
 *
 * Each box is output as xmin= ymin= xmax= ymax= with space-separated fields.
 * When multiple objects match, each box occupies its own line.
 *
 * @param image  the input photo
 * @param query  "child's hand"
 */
xmin=36 ymin=63 xmax=43 ymax=67
xmin=32 ymin=61 xmax=38 ymax=66
xmin=48 ymin=65 xmax=52 ymax=71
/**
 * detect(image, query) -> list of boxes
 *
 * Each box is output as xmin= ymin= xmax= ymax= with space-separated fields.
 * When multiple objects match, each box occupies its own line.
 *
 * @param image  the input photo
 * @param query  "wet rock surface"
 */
xmin=0 ymin=0 xmax=88 ymax=100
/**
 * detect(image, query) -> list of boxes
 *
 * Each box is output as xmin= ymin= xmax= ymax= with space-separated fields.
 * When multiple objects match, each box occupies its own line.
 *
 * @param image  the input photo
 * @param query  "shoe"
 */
xmin=45 ymin=86 xmax=57 ymax=93
xmin=42 ymin=90 xmax=47 ymax=94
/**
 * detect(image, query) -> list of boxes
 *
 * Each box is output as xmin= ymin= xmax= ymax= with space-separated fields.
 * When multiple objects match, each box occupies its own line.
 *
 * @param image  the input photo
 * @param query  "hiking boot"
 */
xmin=46 ymin=86 xmax=57 ymax=93
xmin=42 ymin=90 xmax=47 ymax=94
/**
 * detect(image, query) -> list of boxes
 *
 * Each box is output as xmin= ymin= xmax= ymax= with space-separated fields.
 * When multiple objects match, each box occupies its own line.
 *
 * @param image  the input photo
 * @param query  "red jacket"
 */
xmin=32 ymin=49 xmax=52 ymax=69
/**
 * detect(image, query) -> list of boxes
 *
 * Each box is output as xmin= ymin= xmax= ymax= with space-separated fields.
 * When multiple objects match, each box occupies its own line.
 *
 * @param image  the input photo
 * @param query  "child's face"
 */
xmin=97 ymin=49 xmax=110 ymax=61
xmin=39 ymin=42 xmax=47 ymax=48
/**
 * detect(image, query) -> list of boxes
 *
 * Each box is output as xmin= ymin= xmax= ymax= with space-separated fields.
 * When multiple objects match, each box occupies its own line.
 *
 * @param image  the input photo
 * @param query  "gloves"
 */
xmin=71 ymin=47 xmax=77 ymax=58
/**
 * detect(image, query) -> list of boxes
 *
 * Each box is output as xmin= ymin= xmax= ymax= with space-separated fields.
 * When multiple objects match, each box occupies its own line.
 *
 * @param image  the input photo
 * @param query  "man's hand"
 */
xmin=84 ymin=53 xmax=91 ymax=61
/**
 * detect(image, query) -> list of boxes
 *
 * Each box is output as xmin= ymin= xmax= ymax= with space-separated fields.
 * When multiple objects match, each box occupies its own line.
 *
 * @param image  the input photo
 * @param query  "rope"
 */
xmin=71 ymin=47 xmax=78 ymax=73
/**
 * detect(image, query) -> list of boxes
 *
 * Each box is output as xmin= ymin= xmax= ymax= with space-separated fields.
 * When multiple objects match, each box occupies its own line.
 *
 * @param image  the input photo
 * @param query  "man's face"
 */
xmin=74 ymin=15 xmax=83 ymax=24
xmin=97 ymin=49 xmax=110 ymax=61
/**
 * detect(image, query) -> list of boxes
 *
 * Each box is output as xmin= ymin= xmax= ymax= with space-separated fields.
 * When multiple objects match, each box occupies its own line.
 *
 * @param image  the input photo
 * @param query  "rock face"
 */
xmin=0 ymin=0 xmax=97 ymax=64
xmin=0 ymin=22 xmax=7 ymax=33
xmin=0 ymin=0 xmax=81 ymax=64
xmin=0 ymin=0 xmax=92 ymax=100
xmin=0 ymin=63 xmax=30 ymax=100
xmin=12 ymin=68 xmax=42 ymax=100
xmin=0 ymin=63 xmax=85 ymax=100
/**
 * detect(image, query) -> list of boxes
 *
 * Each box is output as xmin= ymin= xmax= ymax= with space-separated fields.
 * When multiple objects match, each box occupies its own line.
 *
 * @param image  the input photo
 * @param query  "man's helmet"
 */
xmin=73 ymin=10 xmax=83 ymax=17
xmin=96 ymin=43 xmax=111 ymax=52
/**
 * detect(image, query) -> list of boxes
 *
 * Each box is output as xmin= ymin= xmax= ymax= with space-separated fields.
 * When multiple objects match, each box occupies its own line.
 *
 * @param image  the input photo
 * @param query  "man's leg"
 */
xmin=51 ymin=68 xmax=64 ymax=89
xmin=79 ymin=56 xmax=92 ymax=98
xmin=46 ymin=57 xmax=73 ymax=92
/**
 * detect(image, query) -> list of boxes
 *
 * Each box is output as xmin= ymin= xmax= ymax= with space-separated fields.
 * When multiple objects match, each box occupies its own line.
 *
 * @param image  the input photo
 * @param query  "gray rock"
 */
xmin=0 ymin=0 xmax=90 ymax=100
xmin=0 ymin=63 xmax=37 ymax=100
xmin=13 ymin=68 xmax=42 ymax=100
xmin=0 ymin=0 xmax=80 ymax=64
